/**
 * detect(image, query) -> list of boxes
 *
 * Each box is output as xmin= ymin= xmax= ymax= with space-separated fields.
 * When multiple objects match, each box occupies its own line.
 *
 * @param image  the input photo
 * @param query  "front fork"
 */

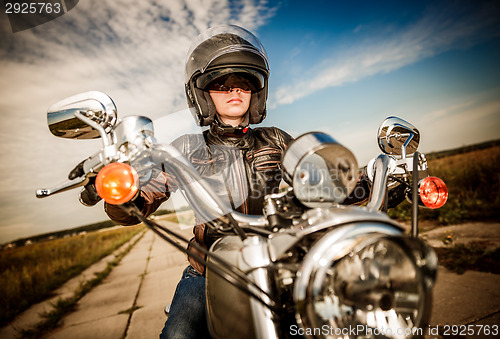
xmin=241 ymin=236 xmax=281 ymax=339
xmin=411 ymin=151 xmax=420 ymax=238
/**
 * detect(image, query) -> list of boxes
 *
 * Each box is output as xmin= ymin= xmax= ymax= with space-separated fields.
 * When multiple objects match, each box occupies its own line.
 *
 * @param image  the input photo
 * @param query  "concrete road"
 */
xmin=46 ymin=221 xmax=192 ymax=339
xmin=2 ymin=221 xmax=499 ymax=338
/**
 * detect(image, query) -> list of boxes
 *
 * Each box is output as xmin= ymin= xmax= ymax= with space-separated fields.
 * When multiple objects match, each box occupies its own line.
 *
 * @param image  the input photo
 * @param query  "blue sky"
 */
xmin=0 ymin=0 xmax=499 ymax=243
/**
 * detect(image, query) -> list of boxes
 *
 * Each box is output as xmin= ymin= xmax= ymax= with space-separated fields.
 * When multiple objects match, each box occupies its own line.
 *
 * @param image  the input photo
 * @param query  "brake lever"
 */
xmin=37 ymin=152 xmax=104 ymax=198
xmin=36 ymin=176 xmax=87 ymax=198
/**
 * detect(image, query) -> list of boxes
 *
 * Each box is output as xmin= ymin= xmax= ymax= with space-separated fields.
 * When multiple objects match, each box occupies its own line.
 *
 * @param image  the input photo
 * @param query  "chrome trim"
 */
xmin=267 ymin=206 xmax=402 ymax=261
xmin=114 ymin=116 xmax=154 ymax=151
xmin=295 ymin=206 xmax=401 ymax=237
xmin=377 ymin=116 xmax=420 ymax=156
xmin=150 ymin=144 xmax=268 ymax=229
xmin=267 ymin=233 xmax=298 ymax=262
xmin=232 ymin=212 xmax=268 ymax=227
xmin=412 ymin=151 xmax=420 ymax=237
xmin=240 ymin=236 xmax=279 ymax=339
xmin=293 ymin=222 xmax=403 ymax=300
xmin=401 ymin=132 xmax=414 ymax=159
xmin=113 ymin=116 xmax=156 ymax=183
xmin=282 ymin=132 xmax=330 ymax=175
xmin=151 ymin=144 xmax=231 ymax=224
xmin=366 ymin=154 xmax=391 ymax=211
xmin=74 ymin=111 xmax=113 ymax=147
xmin=47 ymin=91 xmax=117 ymax=140
xmin=36 ymin=176 xmax=87 ymax=198
xmin=282 ymin=132 xmax=358 ymax=208
xmin=293 ymin=222 xmax=405 ymax=334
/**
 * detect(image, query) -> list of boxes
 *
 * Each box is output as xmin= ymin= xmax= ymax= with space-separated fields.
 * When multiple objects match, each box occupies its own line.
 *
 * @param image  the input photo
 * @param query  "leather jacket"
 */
xmin=105 ymin=125 xmax=293 ymax=273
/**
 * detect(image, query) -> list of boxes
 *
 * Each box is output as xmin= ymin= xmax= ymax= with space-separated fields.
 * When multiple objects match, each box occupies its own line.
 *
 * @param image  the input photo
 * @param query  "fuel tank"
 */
xmin=206 ymin=235 xmax=255 ymax=339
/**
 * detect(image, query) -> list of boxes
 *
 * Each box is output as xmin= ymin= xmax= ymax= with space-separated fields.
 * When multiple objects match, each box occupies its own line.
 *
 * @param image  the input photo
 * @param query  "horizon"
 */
xmin=3 ymin=136 xmax=498 ymax=246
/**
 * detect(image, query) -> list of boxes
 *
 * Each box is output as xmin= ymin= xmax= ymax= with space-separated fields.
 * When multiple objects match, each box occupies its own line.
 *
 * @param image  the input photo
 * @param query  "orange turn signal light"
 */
xmin=95 ymin=163 xmax=138 ymax=205
xmin=419 ymin=176 xmax=448 ymax=209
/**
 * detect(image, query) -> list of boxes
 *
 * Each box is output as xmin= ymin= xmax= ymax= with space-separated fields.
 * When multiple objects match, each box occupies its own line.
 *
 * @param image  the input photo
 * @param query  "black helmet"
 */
xmin=185 ymin=25 xmax=270 ymax=127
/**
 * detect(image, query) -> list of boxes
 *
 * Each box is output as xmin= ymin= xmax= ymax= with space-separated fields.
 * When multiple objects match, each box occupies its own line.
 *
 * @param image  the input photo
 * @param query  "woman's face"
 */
xmin=209 ymin=89 xmax=251 ymax=126
xmin=207 ymin=74 xmax=253 ymax=126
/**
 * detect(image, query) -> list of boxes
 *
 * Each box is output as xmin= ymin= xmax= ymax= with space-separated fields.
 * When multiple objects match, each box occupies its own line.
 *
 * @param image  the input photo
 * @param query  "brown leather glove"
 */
xmin=79 ymin=176 xmax=102 ymax=207
xmin=104 ymin=172 xmax=170 ymax=225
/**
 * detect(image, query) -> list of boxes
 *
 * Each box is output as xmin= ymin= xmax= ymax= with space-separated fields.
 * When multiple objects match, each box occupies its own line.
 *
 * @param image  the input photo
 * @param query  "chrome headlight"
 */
xmin=282 ymin=132 xmax=358 ymax=208
xmin=294 ymin=223 xmax=437 ymax=338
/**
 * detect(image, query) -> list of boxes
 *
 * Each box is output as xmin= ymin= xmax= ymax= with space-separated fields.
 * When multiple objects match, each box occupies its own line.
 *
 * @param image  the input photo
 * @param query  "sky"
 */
xmin=0 ymin=0 xmax=499 ymax=244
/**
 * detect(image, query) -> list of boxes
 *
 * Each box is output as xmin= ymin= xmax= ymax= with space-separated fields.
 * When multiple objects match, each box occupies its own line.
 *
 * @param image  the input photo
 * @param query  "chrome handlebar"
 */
xmin=366 ymin=154 xmax=391 ymax=211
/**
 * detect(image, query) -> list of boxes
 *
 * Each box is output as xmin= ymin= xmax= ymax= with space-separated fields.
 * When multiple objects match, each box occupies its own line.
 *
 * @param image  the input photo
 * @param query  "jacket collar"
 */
xmin=210 ymin=114 xmax=250 ymax=137
xmin=207 ymin=118 xmax=254 ymax=149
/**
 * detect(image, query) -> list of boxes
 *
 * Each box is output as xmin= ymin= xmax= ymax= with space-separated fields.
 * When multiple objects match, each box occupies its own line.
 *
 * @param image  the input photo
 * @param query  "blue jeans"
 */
xmin=160 ymin=265 xmax=213 ymax=339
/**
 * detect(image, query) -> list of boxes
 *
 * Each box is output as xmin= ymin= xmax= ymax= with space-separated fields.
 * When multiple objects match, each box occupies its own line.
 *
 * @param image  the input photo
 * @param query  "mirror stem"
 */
xmin=74 ymin=111 xmax=112 ymax=147
xmin=400 ymin=133 xmax=414 ymax=159
xmin=411 ymin=151 xmax=420 ymax=237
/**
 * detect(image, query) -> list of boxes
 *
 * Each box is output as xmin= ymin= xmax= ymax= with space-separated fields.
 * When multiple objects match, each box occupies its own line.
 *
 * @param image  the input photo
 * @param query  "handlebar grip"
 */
xmin=79 ymin=177 xmax=102 ymax=206
xmin=69 ymin=159 xmax=86 ymax=180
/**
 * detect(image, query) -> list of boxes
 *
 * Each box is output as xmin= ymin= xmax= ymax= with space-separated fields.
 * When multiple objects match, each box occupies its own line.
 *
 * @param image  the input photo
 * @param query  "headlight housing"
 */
xmin=294 ymin=223 xmax=437 ymax=338
xmin=282 ymin=132 xmax=358 ymax=208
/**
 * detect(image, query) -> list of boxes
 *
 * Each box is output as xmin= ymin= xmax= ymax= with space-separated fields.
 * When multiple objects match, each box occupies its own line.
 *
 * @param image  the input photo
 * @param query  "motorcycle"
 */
xmin=37 ymin=91 xmax=448 ymax=338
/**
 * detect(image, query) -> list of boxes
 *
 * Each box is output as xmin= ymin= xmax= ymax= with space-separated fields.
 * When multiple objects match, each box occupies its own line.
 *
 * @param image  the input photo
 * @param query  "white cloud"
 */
xmin=0 ymin=0 xmax=277 ymax=243
xmin=270 ymin=1 xmax=500 ymax=108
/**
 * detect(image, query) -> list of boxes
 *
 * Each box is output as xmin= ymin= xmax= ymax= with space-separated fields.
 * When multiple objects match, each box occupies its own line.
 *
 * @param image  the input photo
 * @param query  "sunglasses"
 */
xmin=205 ymin=74 xmax=257 ymax=93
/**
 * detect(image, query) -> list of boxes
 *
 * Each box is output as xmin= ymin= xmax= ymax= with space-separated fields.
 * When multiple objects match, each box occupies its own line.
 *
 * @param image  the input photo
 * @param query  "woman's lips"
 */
xmin=227 ymin=97 xmax=243 ymax=104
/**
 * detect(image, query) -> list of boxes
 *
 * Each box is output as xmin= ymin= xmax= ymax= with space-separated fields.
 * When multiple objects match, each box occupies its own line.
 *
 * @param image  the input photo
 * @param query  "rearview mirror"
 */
xmin=47 ymin=91 xmax=117 ymax=139
xmin=377 ymin=117 xmax=420 ymax=157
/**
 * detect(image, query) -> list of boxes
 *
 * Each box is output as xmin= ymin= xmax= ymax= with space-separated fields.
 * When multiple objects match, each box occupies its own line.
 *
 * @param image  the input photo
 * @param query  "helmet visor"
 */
xmin=195 ymin=67 xmax=265 ymax=91
xmin=205 ymin=74 xmax=255 ymax=92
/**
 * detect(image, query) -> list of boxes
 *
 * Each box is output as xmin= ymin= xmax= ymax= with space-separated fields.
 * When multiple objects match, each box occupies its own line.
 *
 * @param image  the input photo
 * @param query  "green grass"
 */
xmin=388 ymin=145 xmax=500 ymax=225
xmin=21 ymin=232 xmax=144 ymax=338
xmin=434 ymin=242 xmax=500 ymax=275
xmin=0 ymin=225 xmax=144 ymax=327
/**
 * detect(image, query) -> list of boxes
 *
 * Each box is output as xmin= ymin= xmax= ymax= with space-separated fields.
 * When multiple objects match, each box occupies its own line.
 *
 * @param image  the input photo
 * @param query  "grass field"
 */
xmin=0 ymin=225 xmax=144 ymax=326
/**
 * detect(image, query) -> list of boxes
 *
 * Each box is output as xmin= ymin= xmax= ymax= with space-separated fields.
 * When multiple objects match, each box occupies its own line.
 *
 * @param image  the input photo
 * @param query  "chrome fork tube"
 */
xmin=241 ymin=236 xmax=280 ymax=339
xmin=248 ymin=269 xmax=279 ymax=339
